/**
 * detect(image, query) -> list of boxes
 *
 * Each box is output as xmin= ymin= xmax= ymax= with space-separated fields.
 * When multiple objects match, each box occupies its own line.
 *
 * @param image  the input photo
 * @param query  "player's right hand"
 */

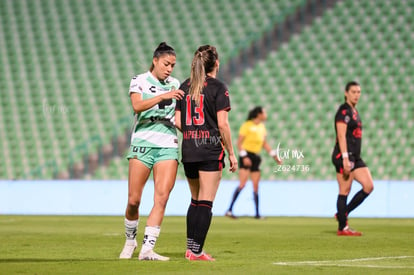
xmin=228 ymin=154 xmax=238 ymax=173
xmin=342 ymin=158 xmax=352 ymax=180
xmin=162 ymin=89 xmax=184 ymax=100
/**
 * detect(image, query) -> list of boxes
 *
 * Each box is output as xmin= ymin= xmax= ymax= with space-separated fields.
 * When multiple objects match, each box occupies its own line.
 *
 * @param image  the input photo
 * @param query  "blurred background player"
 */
xmin=119 ymin=42 xmax=184 ymax=260
xmin=175 ymin=45 xmax=238 ymax=261
xmin=225 ymin=106 xmax=282 ymax=219
xmin=331 ymin=81 xmax=374 ymax=236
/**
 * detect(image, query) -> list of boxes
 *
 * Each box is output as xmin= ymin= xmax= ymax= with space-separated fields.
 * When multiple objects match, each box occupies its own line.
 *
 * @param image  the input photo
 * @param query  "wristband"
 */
xmin=342 ymin=152 xmax=349 ymax=158
xmin=270 ymin=149 xmax=277 ymax=157
xmin=239 ymin=150 xmax=247 ymax=157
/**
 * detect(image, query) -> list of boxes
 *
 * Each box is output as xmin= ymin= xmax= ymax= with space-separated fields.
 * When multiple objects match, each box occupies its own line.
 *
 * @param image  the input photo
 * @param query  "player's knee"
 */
xmin=339 ymin=186 xmax=351 ymax=195
xmin=154 ymin=193 xmax=170 ymax=209
xmin=127 ymin=197 xmax=140 ymax=208
xmin=364 ymin=183 xmax=374 ymax=194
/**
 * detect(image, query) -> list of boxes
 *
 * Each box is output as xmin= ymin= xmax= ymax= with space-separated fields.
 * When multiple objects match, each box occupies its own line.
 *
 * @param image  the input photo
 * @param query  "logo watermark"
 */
xmin=273 ymin=142 xmax=310 ymax=173
xmin=43 ymin=99 xmax=69 ymax=117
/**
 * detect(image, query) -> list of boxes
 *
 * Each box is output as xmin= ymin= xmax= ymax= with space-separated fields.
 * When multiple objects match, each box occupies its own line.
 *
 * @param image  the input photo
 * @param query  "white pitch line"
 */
xmin=273 ymin=256 xmax=414 ymax=269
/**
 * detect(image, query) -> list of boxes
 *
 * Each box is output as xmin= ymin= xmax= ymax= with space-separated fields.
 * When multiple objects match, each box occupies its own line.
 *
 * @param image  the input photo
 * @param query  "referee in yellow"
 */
xmin=225 ymin=106 xmax=282 ymax=219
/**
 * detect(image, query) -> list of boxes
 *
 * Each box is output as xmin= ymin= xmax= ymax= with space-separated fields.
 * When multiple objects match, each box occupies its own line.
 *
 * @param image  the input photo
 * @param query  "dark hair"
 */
xmin=189 ymin=45 xmax=219 ymax=105
xmin=150 ymin=42 xmax=176 ymax=71
xmin=247 ymin=106 xmax=263 ymax=120
xmin=344 ymin=81 xmax=360 ymax=101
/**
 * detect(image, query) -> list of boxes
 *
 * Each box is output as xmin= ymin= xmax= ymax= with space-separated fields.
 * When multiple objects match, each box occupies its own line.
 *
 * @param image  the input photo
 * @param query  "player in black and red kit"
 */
xmin=332 ymin=81 xmax=374 ymax=236
xmin=175 ymin=45 xmax=238 ymax=261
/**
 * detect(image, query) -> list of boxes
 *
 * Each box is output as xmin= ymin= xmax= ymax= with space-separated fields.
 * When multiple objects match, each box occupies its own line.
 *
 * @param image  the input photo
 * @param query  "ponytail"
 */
xmin=189 ymin=45 xmax=219 ymax=106
xmin=189 ymin=51 xmax=205 ymax=106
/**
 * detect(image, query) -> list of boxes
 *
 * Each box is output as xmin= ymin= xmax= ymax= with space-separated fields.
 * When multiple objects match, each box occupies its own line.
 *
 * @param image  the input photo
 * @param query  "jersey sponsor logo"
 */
xmin=149 ymin=85 xmax=173 ymax=93
xmin=158 ymin=99 xmax=172 ymax=109
xmin=353 ymin=128 xmax=362 ymax=138
xmin=130 ymin=83 xmax=138 ymax=89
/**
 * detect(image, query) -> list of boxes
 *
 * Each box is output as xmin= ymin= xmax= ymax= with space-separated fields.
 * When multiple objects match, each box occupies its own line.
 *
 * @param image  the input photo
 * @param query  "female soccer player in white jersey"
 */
xmin=119 ymin=42 xmax=184 ymax=261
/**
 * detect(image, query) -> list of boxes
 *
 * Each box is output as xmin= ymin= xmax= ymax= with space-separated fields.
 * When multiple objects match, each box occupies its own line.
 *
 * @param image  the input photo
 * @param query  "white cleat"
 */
xmin=119 ymin=239 xmax=137 ymax=259
xmin=138 ymin=250 xmax=170 ymax=261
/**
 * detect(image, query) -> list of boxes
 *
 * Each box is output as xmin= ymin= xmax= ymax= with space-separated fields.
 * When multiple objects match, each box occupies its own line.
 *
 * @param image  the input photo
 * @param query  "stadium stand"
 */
xmin=0 ymin=0 xmax=412 ymax=180
xmin=228 ymin=0 xmax=413 ymax=180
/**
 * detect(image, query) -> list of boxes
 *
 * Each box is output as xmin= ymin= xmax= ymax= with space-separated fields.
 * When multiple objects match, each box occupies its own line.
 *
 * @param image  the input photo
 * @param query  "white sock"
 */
xmin=140 ymin=226 xmax=160 ymax=253
xmin=124 ymin=218 xmax=138 ymax=241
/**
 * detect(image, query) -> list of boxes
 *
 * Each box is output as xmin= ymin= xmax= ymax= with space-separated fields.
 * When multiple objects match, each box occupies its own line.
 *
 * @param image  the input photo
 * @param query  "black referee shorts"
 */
xmin=239 ymin=152 xmax=262 ymax=172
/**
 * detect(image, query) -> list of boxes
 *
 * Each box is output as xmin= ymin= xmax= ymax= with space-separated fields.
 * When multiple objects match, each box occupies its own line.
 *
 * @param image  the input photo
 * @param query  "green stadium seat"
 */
xmin=1 ymin=0 xmax=411 ymax=181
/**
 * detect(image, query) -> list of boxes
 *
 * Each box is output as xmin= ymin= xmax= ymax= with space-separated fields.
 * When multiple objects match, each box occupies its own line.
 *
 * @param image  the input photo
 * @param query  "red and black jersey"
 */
xmin=176 ymin=76 xmax=231 ymax=162
xmin=333 ymin=102 xmax=363 ymax=158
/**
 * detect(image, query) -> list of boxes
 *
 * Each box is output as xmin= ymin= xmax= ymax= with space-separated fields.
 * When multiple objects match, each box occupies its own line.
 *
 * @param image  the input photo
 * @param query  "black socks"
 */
xmin=347 ymin=190 xmax=370 ymax=214
xmin=337 ymin=195 xmax=348 ymax=230
xmin=186 ymin=199 xmax=198 ymax=250
xmin=228 ymin=187 xmax=241 ymax=211
xmin=187 ymin=200 xmax=213 ymax=254
xmin=254 ymin=192 xmax=259 ymax=217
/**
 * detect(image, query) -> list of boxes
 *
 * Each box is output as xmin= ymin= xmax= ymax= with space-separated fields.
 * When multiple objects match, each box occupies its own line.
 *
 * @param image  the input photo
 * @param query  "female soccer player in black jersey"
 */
xmin=332 ymin=81 xmax=374 ymax=236
xmin=175 ymin=45 xmax=238 ymax=261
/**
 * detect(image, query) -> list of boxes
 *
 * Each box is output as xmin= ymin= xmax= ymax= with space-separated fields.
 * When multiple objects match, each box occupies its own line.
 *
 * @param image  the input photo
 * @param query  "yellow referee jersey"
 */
xmin=239 ymin=120 xmax=267 ymax=154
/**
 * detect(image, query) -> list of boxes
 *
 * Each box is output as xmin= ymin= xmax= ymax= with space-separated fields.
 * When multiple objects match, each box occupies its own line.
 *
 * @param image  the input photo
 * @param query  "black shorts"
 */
xmin=239 ymin=152 xmax=261 ymax=172
xmin=332 ymin=152 xmax=367 ymax=174
xmin=183 ymin=160 xmax=225 ymax=179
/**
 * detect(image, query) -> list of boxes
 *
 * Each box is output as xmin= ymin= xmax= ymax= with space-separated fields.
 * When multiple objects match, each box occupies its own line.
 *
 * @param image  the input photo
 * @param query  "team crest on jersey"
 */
xmin=344 ymin=115 xmax=350 ymax=123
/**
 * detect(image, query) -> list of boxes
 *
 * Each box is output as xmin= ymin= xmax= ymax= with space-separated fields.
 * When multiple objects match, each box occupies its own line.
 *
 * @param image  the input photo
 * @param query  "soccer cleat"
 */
xmin=138 ymin=250 xmax=170 ymax=261
xmin=337 ymin=225 xmax=362 ymax=236
xmin=119 ymin=239 xmax=137 ymax=259
xmin=186 ymin=249 xmax=212 ymax=260
xmin=185 ymin=249 xmax=191 ymax=259
xmin=186 ymin=250 xmax=215 ymax=261
xmin=225 ymin=211 xmax=237 ymax=219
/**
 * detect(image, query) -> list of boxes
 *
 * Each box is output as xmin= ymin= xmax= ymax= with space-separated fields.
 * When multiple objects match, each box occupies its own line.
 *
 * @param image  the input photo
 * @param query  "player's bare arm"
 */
xmin=130 ymin=90 xmax=184 ymax=113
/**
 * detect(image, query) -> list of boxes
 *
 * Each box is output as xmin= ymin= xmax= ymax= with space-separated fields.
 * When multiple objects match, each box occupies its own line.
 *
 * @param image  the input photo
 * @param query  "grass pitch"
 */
xmin=1 ymin=216 xmax=413 ymax=274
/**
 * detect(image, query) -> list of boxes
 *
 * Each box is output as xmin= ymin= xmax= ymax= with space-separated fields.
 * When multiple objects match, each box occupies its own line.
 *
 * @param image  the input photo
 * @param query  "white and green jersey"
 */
xmin=129 ymin=71 xmax=180 ymax=148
